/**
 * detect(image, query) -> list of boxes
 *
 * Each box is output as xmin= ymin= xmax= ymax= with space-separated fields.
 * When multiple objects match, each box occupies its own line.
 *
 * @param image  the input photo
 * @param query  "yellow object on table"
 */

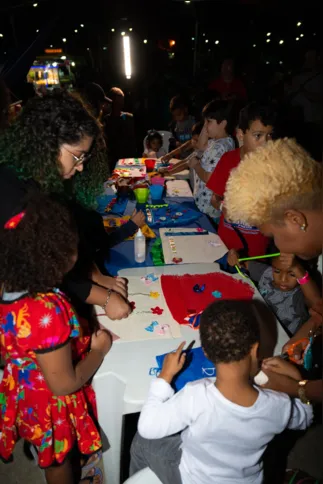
xmin=103 ymin=216 xmax=156 ymax=240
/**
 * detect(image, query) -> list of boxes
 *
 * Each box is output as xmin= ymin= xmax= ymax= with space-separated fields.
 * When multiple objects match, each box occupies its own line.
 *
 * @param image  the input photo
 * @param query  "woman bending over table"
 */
xmin=225 ymin=138 xmax=322 ymax=479
xmin=0 ymin=90 xmax=131 ymax=321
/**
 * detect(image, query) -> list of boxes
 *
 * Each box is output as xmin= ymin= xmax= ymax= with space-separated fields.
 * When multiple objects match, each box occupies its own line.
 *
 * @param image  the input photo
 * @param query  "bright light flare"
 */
xmin=123 ymin=35 xmax=132 ymax=80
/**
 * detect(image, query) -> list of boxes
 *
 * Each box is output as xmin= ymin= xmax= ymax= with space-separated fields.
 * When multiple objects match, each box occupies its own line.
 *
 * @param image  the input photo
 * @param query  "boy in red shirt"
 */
xmin=207 ymin=103 xmax=277 ymax=262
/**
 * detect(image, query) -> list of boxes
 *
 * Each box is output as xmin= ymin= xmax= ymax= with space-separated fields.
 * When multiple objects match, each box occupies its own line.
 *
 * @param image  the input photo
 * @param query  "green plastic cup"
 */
xmin=134 ymin=187 xmax=149 ymax=204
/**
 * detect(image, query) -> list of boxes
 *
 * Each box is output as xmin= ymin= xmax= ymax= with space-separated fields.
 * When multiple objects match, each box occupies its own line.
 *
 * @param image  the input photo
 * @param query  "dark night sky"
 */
xmin=0 ymin=0 xmax=322 ymax=90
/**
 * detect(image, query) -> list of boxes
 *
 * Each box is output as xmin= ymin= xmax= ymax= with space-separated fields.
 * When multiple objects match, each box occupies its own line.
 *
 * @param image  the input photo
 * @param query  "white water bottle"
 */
xmin=134 ymin=228 xmax=146 ymax=263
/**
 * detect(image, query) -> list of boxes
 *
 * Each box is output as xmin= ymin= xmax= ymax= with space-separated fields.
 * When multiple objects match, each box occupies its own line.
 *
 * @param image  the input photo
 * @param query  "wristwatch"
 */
xmin=298 ymin=380 xmax=311 ymax=405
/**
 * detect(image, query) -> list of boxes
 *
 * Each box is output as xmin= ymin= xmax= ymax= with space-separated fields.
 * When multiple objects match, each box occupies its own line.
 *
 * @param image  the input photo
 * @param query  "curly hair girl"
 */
xmin=0 ymin=194 xmax=78 ymax=294
xmin=0 ymin=90 xmax=108 ymax=208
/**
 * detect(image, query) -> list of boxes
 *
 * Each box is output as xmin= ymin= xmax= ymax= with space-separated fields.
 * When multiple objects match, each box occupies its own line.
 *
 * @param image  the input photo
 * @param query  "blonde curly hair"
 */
xmin=224 ymin=138 xmax=322 ymax=226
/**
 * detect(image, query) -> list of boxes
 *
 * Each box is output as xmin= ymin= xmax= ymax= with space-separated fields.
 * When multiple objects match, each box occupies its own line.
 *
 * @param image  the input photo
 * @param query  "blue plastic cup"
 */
xmin=150 ymin=185 xmax=164 ymax=201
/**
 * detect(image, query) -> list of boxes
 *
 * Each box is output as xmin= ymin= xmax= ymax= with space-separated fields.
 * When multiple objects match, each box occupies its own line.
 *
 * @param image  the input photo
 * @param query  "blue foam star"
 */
xmin=212 ymin=291 xmax=222 ymax=299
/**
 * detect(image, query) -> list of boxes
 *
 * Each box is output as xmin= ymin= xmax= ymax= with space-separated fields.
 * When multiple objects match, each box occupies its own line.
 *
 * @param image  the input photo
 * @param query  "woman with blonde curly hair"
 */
xmin=224 ymin=138 xmax=322 ymax=480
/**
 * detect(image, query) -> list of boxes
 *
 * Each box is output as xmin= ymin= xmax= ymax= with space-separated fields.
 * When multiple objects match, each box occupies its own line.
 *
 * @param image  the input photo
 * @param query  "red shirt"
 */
xmin=208 ymin=77 xmax=247 ymax=100
xmin=206 ymin=149 xmax=269 ymax=257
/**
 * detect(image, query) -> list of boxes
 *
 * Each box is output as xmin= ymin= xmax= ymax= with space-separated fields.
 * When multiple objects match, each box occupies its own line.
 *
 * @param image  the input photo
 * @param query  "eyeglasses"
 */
xmin=63 ymin=145 xmax=92 ymax=167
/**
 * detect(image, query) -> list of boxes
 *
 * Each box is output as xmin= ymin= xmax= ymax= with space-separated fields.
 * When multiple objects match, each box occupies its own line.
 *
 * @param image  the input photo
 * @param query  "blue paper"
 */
xmin=146 ymin=204 xmax=200 ymax=228
xmin=96 ymin=194 xmax=129 ymax=216
xmin=156 ymin=347 xmax=216 ymax=392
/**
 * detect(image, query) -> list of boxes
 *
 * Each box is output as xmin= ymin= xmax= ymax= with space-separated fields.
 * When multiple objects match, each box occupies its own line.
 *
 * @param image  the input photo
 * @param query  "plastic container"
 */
xmin=134 ymin=187 xmax=149 ymax=204
xmin=134 ymin=228 xmax=146 ymax=263
xmin=151 ymin=177 xmax=165 ymax=186
xmin=145 ymin=159 xmax=156 ymax=173
xmin=150 ymin=184 xmax=164 ymax=201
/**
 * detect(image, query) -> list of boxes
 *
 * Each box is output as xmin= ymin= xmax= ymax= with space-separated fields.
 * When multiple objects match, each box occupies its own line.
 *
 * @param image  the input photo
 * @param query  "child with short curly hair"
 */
xmin=130 ymin=300 xmax=312 ymax=484
xmin=0 ymin=194 xmax=111 ymax=484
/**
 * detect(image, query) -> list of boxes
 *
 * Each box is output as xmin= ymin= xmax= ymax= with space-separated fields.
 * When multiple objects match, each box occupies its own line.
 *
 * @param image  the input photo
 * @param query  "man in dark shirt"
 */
xmin=104 ymin=87 xmax=136 ymax=171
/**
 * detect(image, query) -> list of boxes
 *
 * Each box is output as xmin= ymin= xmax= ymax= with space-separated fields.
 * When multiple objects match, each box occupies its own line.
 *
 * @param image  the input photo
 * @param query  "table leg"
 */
xmin=93 ymin=372 xmax=127 ymax=484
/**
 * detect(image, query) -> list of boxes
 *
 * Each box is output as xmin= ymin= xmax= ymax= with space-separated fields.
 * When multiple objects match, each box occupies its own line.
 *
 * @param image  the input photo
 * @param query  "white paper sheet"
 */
xmin=160 ymin=227 xmax=228 ymax=264
xmin=95 ymin=275 xmax=182 ymax=342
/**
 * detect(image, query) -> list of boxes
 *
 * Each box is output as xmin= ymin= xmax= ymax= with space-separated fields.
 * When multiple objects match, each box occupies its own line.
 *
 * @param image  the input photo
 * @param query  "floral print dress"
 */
xmin=0 ymin=289 xmax=101 ymax=468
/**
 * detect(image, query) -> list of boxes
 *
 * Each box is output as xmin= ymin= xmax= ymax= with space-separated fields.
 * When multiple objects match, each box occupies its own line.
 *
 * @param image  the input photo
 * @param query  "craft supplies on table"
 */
xmin=145 ymin=204 xmax=200 ymax=228
xmin=113 ymin=167 xmax=146 ymax=178
xmin=166 ymin=180 xmax=193 ymax=198
xmin=160 ymin=272 xmax=255 ymax=329
xmin=159 ymin=227 xmax=228 ymax=264
xmin=155 ymin=346 xmax=215 ymax=392
xmin=96 ymin=275 xmax=182 ymax=342
xmin=117 ymin=158 xmax=146 ymax=166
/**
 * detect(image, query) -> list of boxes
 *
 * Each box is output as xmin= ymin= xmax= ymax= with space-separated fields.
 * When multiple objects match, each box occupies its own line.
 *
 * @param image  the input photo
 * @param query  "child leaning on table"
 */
xmin=227 ymin=251 xmax=321 ymax=336
xmin=0 ymin=194 xmax=112 ymax=484
xmin=187 ymin=100 xmax=236 ymax=220
xmin=130 ymin=300 xmax=312 ymax=484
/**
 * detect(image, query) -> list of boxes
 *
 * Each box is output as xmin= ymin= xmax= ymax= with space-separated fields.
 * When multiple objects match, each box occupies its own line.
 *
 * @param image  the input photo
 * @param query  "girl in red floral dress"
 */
xmin=0 ymin=195 xmax=112 ymax=484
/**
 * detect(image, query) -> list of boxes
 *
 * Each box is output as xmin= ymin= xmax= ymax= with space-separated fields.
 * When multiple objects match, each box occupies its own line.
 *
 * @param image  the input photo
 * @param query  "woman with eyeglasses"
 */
xmin=0 ymin=90 xmax=132 ymax=321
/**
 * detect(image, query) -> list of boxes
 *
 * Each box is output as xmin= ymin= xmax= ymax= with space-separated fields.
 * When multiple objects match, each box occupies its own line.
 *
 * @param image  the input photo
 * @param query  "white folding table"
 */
xmin=93 ymin=263 xmax=289 ymax=484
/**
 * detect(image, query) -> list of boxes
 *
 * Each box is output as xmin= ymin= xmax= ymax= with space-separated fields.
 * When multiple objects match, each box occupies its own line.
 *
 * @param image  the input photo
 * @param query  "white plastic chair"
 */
xmin=143 ymin=130 xmax=172 ymax=155
xmin=123 ymin=468 xmax=162 ymax=484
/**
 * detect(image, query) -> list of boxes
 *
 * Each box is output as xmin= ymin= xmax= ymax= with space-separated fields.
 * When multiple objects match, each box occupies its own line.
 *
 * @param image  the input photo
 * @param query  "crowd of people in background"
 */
xmin=0 ymin=47 xmax=322 ymax=484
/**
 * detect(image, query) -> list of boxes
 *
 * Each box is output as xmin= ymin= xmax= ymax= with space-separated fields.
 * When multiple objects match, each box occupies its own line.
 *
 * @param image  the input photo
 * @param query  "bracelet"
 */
xmin=297 ymin=271 xmax=310 ymax=285
xmin=101 ymin=289 xmax=112 ymax=311
xmin=298 ymin=380 xmax=311 ymax=405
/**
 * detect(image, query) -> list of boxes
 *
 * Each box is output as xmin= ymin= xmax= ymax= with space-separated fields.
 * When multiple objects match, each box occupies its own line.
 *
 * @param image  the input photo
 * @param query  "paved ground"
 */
xmin=0 ymin=440 xmax=44 ymax=484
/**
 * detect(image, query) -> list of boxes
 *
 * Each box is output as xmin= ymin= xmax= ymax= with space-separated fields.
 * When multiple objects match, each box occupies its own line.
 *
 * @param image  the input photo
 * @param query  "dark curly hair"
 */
xmin=0 ymin=90 xmax=109 ymax=208
xmin=0 ymin=194 xmax=78 ymax=294
xmin=239 ymin=102 xmax=277 ymax=133
xmin=200 ymin=300 xmax=260 ymax=364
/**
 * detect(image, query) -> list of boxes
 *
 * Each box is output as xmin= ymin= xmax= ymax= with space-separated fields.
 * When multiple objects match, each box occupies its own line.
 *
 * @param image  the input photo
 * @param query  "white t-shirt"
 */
xmin=138 ymin=378 xmax=313 ymax=484
xmin=194 ymin=137 xmax=235 ymax=219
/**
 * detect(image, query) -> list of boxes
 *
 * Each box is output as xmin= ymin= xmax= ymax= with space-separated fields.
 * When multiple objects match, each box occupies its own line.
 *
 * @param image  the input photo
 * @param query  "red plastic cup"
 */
xmin=145 ymin=158 xmax=156 ymax=173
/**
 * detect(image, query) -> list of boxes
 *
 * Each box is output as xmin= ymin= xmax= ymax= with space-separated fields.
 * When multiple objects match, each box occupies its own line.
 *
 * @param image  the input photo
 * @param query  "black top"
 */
xmin=0 ymin=165 xmax=137 ymax=303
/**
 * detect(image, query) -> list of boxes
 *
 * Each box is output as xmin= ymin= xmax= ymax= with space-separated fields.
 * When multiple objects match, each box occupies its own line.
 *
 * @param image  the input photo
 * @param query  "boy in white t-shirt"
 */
xmin=130 ymin=300 xmax=313 ymax=484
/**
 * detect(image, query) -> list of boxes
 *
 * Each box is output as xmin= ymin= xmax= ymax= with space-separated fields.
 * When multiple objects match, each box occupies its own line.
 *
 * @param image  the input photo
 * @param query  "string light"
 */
xmin=143 ymin=39 xmax=148 ymax=44
xmin=300 ymin=33 xmax=304 ymax=37
xmin=253 ymin=44 xmax=256 ymax=47
xmin=52 ymin=62 xmax=58 ymax=67
xmin=80 ymin=24 xmax=84 ymax=28
xmin=192 ymin=37 xmax=195 ymax=41
xmin=215 ymin=40 xmax=219 ymax=45
xmin=266 ymin=39 xmax=271 ymax=43
xmin=61 ymin=56 xmax=66 ymax=60
xmin=0 ymin=34 xmax=3 ymax=37
xmin=279 ymin=40 xmax=284 ymax=45
xmin=121 ymin=32 xmax=126 ymax=36
xmin=129 ymin=28 xmax=133 ymax=32
xmin=33 ymin=3 xmax=38 ymax=6
xmin=266 ymin=61 xmax=270 ymax=65
xmin=205 ymin=39 xmax=209 ymax=43
xmin=279 ymin=61 xmax=283 ymax=64
xmin=296 ymin=37 xmax=300 ymax=41
xmin=71 ymin=61 xmax=76 ymax=67
xmin=36 ymin=30 xmax=39 ymax=33
xmin=266 ymin=32 xmax=271 ymax=36
xmin=62 ymin=38 xmax=67 ymax=42
xmin=111 ymin=28 xmax=115 ymax=32
xmin=74 ymin=29 xmax=78 ymax=33
xmin=297 ymin=22 xmax=302 ymax=27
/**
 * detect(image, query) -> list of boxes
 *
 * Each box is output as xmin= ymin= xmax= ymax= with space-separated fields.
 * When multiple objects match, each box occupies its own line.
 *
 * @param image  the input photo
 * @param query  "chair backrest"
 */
xmin=143 ymin=130 xmax=172 ymax=153
xmin=123 ymin=467 xmax=162 ymax=484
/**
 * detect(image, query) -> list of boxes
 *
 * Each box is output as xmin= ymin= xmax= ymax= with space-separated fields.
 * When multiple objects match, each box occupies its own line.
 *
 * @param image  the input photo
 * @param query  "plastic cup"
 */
xmin=151 ymin=177 xmax=165 ymax=186
xmin=150 ymin=185 xmax=164 ymax=201
xmin=145 ymin=159 xmax=156 ymax=173
xmin=134 ymin=187 xmax=149 ymax=204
